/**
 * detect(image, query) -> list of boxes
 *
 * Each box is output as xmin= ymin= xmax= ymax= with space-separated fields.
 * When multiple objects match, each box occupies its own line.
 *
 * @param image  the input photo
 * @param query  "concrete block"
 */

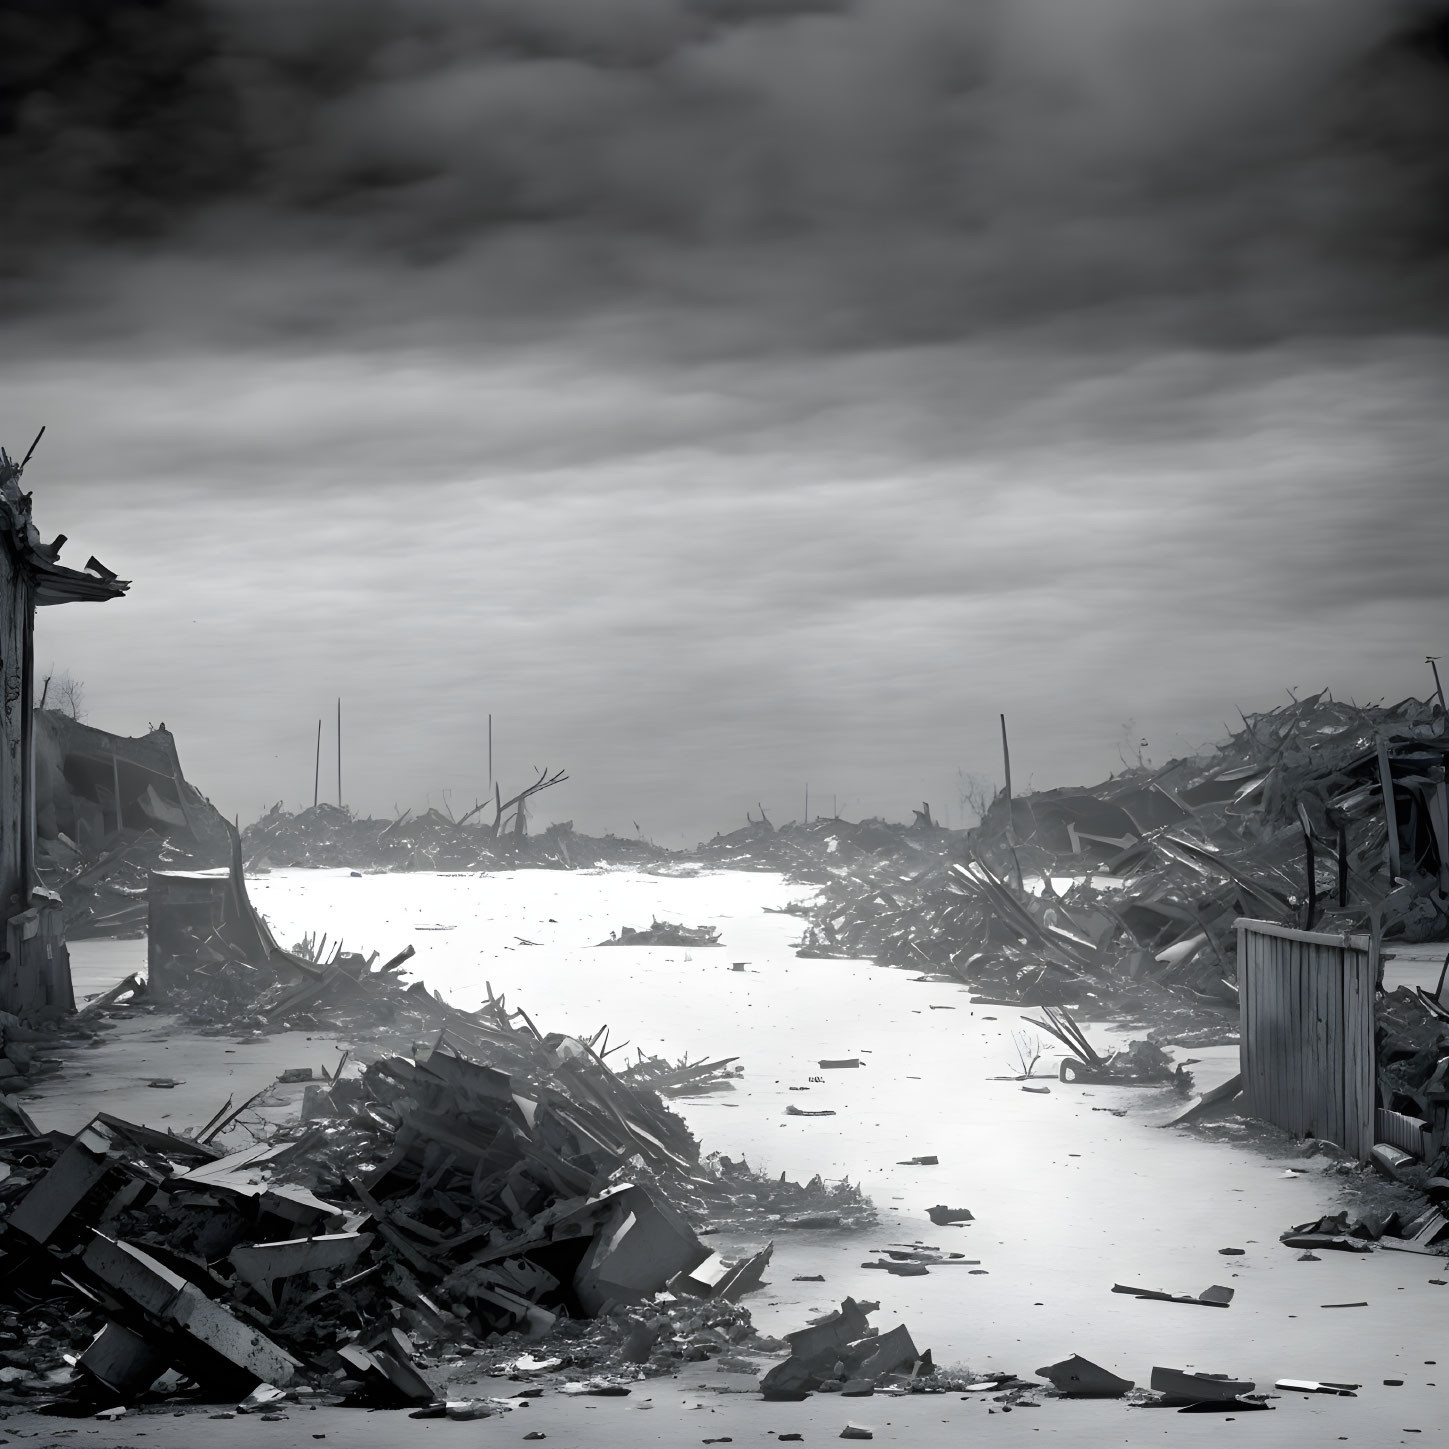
xmin=77 ymin=1322 xmax=169 ymax=1398
xmin=83 ymin=1233 xmax=188 ymax=1318
xmin=8 ymin=1122 xmax=117 ymax=1245
xmin=846 ymin=1323 xmax=918 ymax=1382
xmin=168 ymin=1283 xmax=299 ymax=1389
xmin=572 ymin=1184 xmax=707 ymax=1314
xmin=783 ymin=1297 xmax=875 ymax=1367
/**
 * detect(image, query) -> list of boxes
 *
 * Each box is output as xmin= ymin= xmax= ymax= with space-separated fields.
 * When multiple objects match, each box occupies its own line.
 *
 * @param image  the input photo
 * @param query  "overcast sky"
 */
xmin=5 ymin=0 xmax=1447 ymax=842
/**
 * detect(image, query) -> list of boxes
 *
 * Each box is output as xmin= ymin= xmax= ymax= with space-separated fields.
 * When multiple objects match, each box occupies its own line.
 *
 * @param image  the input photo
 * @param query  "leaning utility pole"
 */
xmin=313 ymin=719 xmax=321 ymax=809
xmin=336 ymin=698 xmax=343 ymax=809
xmin=1001 ymin=712 xmax=1024 ymax=892
xmin=1000 ymin=714 xmax=1013 ymax=826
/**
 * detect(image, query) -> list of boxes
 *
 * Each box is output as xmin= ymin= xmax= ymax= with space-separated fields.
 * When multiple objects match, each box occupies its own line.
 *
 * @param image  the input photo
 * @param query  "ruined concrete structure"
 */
xmin=0 ymin=442 xmax=127 ymax=1016
xmin=35 ymin=711 xmax=229 ymax=863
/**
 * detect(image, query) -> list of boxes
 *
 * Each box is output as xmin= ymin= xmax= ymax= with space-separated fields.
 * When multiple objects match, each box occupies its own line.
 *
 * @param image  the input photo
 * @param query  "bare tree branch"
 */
xmin=490 ymin=766 xmax=569 ymax=839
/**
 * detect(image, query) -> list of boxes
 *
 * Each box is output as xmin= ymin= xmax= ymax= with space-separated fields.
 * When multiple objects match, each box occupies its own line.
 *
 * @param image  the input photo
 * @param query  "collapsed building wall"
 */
xmin=35 ymin=713 xmax=233 ymax=941
xmin=34 ymin=711 xmax=230 ymax=865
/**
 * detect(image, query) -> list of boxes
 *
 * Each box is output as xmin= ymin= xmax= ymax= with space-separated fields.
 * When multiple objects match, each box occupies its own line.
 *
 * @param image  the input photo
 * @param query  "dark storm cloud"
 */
xmin=3 ymin=0 xmax=1446 ymax=351
xmin=7 ymin=2 xmax=1448 ymax=840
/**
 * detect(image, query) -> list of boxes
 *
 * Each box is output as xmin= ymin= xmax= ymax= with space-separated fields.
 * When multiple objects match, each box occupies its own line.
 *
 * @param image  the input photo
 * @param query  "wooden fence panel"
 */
xmin=1236 ymin=918 xmax=1375 ymax=1161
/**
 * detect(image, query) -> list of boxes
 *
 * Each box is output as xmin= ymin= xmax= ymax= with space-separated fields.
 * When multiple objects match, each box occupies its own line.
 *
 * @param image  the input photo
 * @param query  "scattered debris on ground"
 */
xmin=1026 ymin=1006 xmax=1189 ymax=1090
xmin=597 ymin=920 xmax=721 ymax=948
xmin=1112 ymin=1282 xmax=1234 ymax=1308
xmin=1281 ymin=1204 xmax=1448 ymax=1256
xmin=758 ymin=1297 xmax=930 ymax=1399
xmin=925 ymin=1205 xmax=974 ymax=1226
xmin=1035 ymin=1354 xmax=1133 ymax=1397
xmin=1147 ymin=1366 xmax=1264 ymax=1410
xmin=697 ymin=811 xmax=931 ymax=879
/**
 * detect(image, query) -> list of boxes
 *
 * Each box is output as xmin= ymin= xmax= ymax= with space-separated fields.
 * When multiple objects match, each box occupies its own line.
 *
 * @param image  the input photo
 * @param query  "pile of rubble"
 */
xmin=241 ymin=790 xmax=676 ymax=875
xmin=241 ymin=767 xmax=576 ymax=871
xmin=1360 ymin=975 xmax=1449 ymax=1200
xmin=44 ymin=833 xmax=225 ymax=941
xmin=0 ymin=962 xmax=871 ymax=1414
xmin=759 ymin=1294 xmax=929 ymax=1398
xmin=797 ymin=691 xmax=1448 ymax=1012
xmin=245 ymin=803 xmax=530 ymax=872
xmin=1023 ymin=1005 xmax=1187 ymax=1088
xmin=597 ymin=920 xmax=722 ymax=947
xmin=1280 ymin=1200 xmax=1449 ymax=1255
xmin=239 ymin=803 xmax=928 ymax=880
xmin=697 ymin=811 xmax=936 ymax=879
